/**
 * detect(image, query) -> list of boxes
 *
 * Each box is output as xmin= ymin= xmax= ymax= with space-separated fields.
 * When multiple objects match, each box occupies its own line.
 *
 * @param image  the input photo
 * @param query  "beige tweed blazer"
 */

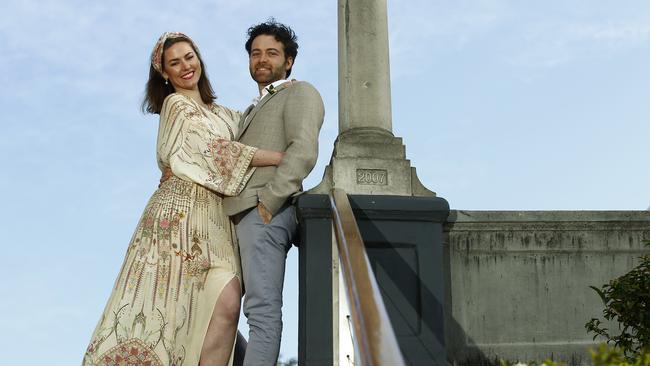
xmin=222 ymin=81 xmax=325 ymax=216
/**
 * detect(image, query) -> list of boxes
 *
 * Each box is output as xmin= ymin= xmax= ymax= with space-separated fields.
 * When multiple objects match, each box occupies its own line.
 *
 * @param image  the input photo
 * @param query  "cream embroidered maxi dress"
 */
xmin=83 ymin=93 xmax=256 ymax=366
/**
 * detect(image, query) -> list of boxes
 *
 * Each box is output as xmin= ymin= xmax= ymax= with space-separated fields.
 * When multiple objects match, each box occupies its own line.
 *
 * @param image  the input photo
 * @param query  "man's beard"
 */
xmin=251 ymin=65 xmax=285 ymax=85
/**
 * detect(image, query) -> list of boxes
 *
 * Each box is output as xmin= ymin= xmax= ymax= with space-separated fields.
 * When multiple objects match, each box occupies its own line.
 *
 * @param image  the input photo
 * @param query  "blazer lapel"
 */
xmin=239 ymin=104 xmax=255 ymax=128
xmin=237 ymin=82 xmax=292 ymax=140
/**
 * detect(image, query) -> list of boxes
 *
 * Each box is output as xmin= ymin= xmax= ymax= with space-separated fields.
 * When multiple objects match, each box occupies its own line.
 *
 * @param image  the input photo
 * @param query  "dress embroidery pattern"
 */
xmin=98 ymin=338 xmax=164 ymax=366
xmin=84 ymin=94 xmax=250 ymax=366
xmin=205 ymin=138 xmax=256 ymax=195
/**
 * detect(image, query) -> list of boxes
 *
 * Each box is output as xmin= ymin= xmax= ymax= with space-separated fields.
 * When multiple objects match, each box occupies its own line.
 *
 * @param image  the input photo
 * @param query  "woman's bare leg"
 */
xmin=199 ymin=277 xmax=241 ymax=366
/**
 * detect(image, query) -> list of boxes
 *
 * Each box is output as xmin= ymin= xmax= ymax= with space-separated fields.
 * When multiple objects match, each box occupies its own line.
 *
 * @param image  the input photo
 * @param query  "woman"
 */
xmin=83 ymin=32 xmax=280 ymax=366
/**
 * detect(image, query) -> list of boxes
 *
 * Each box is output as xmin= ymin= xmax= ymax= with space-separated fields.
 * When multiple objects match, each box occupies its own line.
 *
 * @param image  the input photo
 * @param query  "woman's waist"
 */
xmin=156 ymin=175 xmax=222 ymax=200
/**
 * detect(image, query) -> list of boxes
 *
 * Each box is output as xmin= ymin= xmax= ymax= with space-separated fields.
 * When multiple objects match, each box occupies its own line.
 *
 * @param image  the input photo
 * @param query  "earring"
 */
xmin=165 ymin=79 xmax=169 ymax=85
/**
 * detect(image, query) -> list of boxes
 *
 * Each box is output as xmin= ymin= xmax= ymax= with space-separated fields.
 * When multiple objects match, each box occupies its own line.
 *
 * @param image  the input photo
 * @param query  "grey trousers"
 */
xmin=235 ymin=204 xmax=297 ymax=366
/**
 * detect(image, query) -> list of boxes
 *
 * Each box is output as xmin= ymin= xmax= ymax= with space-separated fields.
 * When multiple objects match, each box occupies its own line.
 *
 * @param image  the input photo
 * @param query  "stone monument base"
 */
xmin=310 ymin=128 xmax=434 ymax=197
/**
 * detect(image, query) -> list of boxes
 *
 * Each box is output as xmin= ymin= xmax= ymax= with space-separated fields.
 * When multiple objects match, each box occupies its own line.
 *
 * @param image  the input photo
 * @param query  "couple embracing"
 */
xmin=83 ymin=20 xmax=324 ymax=366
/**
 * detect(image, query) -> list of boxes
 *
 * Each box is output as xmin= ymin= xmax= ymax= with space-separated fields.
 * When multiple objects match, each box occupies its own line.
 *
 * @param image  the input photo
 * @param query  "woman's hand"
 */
xmin=251 ymin=149 xmax=285 ymax=167
xmin=159 ymin=168 xmax=173 ymax=187
xmin=273 ymin=151 xmax=286 ymax=166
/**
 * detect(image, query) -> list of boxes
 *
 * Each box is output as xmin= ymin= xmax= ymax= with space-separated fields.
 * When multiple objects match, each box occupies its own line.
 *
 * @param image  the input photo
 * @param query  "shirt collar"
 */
xmin=252 ymin=79 xmax=289 ymax=105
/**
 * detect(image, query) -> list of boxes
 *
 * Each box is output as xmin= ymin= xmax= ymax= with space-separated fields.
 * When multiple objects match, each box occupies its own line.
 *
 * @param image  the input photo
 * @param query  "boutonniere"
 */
xmin=267 ymin=84 xmax=277 ymax=95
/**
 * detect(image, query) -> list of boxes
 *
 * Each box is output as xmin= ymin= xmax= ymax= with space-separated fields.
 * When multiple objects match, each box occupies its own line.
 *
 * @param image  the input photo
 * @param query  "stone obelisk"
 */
xmin=311 ymin=0 xmax=434 ymax=196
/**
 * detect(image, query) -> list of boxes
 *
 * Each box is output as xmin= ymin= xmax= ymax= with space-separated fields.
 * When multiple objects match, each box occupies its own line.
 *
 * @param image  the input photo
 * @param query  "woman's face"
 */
xmin=162 ymin=41 xmax=202 ymax=92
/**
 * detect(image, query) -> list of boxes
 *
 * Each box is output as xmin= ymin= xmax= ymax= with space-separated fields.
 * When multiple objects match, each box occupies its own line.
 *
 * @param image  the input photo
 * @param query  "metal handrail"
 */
xmin=329 ymin=188 xmax=406 ymax=366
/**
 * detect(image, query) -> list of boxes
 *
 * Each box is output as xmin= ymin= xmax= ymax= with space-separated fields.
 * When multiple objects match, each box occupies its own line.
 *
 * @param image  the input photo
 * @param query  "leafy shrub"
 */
xmin=500 ymin=359 xmax=566 ymax=366
xmin=500 ymin=344 xmax=650 ymax=366
xmin=586 ymin=240 xmax=650 ymax=357
xmin=590 ymin=344 xmax=650 ymax=366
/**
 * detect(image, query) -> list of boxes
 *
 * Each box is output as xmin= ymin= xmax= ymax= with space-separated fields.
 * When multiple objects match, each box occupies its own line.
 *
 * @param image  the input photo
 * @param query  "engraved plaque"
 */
xmin=356 ymin=169 xmax=388 ymax=185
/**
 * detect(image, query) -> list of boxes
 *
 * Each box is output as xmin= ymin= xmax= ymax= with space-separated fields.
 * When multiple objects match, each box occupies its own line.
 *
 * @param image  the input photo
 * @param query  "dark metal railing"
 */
xmin=329 ymin=188 xmax=406 ymax=366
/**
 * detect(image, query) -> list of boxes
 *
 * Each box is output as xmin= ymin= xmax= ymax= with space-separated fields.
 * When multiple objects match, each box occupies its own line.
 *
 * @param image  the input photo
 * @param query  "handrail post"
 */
xmin=329 ymin=188 xmax=406 ymax=366
xmin=296 ymin=191 xmax=450 ymax=365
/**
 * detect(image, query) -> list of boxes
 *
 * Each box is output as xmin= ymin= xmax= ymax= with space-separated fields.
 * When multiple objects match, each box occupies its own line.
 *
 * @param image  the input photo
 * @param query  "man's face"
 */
xmin=249 ymin=34 xmax=293 ymax=87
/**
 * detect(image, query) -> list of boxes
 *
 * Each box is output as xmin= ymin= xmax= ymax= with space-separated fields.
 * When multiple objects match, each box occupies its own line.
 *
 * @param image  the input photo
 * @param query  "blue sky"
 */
xmin=1 ymin=1 xmax=649 ymax=364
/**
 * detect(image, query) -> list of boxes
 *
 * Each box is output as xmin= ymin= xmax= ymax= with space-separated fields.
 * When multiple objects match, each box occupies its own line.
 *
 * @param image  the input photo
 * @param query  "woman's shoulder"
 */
xmin=162 ymin=93 xmax=194 ymax=110
xmin=161 ymin=93 xmax=205 ymax=122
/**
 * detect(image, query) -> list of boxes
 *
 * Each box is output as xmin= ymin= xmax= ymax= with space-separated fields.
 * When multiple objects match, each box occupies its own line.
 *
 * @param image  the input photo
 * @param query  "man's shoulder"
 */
xmin=286 ymin=80 xmax=318 ymax=92
xmin=284 ymin=80 xmax=322 ymax=101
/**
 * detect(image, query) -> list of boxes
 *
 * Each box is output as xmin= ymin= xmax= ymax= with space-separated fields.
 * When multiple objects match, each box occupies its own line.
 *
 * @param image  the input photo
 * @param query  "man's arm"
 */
xmin=257 ymin=81 xmax=325 ymax=217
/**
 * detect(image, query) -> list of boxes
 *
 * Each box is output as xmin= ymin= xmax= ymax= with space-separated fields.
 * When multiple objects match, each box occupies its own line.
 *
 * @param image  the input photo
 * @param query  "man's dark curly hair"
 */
xmin=245 ymin=19 xmax=299 ymax=77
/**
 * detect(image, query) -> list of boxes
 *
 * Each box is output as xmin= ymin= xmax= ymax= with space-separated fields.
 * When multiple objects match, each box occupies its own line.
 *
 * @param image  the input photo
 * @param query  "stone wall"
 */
xmin=443 ymin=211 xmax=650 ymax=365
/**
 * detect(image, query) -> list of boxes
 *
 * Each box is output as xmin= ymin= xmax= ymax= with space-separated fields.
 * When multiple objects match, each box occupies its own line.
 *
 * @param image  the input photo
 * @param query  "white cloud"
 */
xmin=384 ymin=1 xmax=650 ymax=80
xmin=568 ymin=22 xmax=650 ymax=42
xmin=503 ymin=11 xmax=650 ymax=74
xmin=388 ymin=0 xmax=512 ymax=78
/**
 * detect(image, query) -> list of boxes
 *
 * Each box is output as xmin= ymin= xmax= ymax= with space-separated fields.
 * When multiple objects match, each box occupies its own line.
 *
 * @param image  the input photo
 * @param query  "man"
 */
xmin=223 ymin=20 xmax=325 ymax=365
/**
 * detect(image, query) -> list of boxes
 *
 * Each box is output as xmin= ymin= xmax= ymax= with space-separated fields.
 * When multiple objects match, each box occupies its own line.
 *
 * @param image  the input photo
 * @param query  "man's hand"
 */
xmin=257 ymin=202 xmax=273 ymax=224
xmin=159 ymin=168 xmax=173 ymax=187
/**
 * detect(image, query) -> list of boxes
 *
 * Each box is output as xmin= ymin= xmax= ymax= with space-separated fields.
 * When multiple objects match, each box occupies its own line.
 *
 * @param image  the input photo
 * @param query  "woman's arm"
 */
xmin=159 ymin=148 xmax=283 ymax=187
xmin=250 ymin=149 xmax=284 ymax=167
